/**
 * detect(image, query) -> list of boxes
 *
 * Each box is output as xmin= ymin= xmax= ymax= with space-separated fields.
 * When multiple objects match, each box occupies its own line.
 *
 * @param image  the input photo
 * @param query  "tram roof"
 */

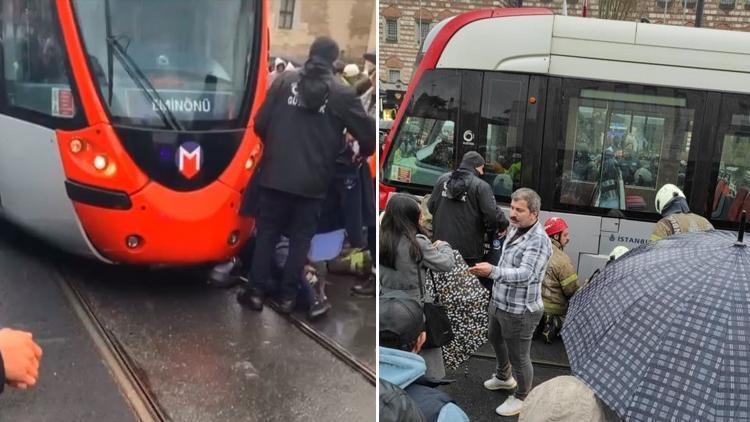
xmin=431 ymin=12 xmax=750 ymax=94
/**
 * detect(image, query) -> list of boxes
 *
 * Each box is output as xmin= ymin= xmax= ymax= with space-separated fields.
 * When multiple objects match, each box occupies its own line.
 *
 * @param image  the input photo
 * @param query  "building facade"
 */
xmin=269 ymin=0 xmax=376 ymax=66
xmin=380 ymin=0 xmax=750 ymax=85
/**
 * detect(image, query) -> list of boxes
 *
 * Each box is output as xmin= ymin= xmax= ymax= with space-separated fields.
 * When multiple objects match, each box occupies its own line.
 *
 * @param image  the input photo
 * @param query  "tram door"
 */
xmin=474 ymin=72 xmax=530 ymax=198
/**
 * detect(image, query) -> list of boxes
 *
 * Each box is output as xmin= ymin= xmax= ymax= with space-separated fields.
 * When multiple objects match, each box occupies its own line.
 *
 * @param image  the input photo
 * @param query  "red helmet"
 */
xmin=544 ymin=217 xmax=568 ymax=236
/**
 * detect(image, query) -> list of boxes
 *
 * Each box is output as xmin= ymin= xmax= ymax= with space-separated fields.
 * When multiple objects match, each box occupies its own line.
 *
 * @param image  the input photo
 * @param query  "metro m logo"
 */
xmin=176 ymin=142 xmax=203 ymax=179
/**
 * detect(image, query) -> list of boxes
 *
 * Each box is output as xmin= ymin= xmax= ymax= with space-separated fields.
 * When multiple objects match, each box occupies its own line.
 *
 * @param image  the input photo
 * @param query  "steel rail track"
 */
xmin=238 ymin=277 xmax=376 ymax=385
xmin=56 ymin=271 xmax=170 ymax=422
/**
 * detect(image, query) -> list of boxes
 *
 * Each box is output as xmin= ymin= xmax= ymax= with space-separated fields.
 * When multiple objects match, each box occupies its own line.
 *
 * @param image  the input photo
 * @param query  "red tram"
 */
xmin=0 ymin=0 xmax=267 ymax=264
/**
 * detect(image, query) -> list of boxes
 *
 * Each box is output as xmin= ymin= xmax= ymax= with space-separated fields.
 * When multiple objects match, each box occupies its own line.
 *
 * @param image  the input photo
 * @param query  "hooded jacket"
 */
xmin=428 ymin=166 xmax=504 ymax=261
xmin=253 ymin=70 xmax=375 ymax=199
xmin=650 ymin=197 xmax=713 ymax=241
xmin=379 ymin=347 xmax=469 ymax=422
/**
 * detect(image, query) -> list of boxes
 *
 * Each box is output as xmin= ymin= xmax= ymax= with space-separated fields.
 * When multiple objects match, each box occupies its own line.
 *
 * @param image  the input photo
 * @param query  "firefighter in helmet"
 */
xmin=538 ymin=217 xmax=580 ymax=343
xmin=651 ymin=184 xmax=713 ymax=241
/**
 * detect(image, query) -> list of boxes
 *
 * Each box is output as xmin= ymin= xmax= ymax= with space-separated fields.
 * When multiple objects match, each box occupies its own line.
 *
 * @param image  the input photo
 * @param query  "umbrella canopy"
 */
xmin=428 ymin=249 xmax=489 ymax=370
xmin=562 ymin=229 xmax=749 ymax=421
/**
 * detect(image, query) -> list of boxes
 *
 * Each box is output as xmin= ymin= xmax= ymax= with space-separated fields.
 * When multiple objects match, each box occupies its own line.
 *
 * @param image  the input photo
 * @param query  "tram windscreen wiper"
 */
xmin=105 ymin=35 xmax=184 ymax=132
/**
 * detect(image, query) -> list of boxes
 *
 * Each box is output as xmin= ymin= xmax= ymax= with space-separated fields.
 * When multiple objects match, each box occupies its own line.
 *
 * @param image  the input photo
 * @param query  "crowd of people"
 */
xmin=206 ymin=38 xmax=377 ymax=320
xmin=268 ymin=54 xmax=376 ymax=98
xmin=378 ymin=149 xmax=715 ymax=420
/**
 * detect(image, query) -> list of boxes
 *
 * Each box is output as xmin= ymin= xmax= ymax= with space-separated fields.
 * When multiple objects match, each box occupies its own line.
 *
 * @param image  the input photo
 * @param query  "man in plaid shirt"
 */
xmin=469 ymin=188 xmax=552 ymax=417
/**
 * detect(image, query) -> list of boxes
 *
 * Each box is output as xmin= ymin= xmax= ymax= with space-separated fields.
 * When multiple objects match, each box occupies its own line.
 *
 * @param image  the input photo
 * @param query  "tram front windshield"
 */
xmin=72 ymin=0 xmax=258 ymax=130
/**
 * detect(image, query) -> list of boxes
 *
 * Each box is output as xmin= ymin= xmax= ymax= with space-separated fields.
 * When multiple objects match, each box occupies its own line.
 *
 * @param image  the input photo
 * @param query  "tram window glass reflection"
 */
xmin=383 ymin=69 xmax=459 ymax=187
xmin=557 ymin=83 xmax=695 ymax=214
xmin=72 ymin=0 xmax=257 ymax=129
xmin=712 ymin=103 xmax=750 ymax=222
xmin=1 ymin=0 xmax=77 ymax=118
xmin=479 ymin=73 xmax=528 ymax=198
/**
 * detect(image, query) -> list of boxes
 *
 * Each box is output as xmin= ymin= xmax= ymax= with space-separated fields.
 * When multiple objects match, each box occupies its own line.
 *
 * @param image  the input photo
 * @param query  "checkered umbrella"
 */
xmin=562 ymin=229 xmax=750 ymax=421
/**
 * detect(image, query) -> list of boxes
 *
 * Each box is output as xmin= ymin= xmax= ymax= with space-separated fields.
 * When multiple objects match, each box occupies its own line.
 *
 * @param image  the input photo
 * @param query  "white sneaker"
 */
xmin=495 ymin=395 xmax=524 ymax=417
xmin=483 ymin=374 xmax=517 ymax=391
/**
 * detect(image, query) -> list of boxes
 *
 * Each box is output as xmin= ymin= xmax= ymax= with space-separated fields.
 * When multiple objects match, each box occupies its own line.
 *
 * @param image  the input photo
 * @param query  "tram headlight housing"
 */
xmin=70 ymin=139 xmax=83 ymax=154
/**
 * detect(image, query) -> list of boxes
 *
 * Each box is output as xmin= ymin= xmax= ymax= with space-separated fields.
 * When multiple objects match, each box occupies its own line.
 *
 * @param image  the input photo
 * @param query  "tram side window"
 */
xmin=479 ymin=73 xmax=528 ymax=198
xmin=556 ymin=83 xmax=695 ymax=214
xmin=0 ymin=0 xmax=77 ymax=119
xmin=712 ymin=99 xmax=750 ymax=222
xmin=382 ymin=69 xmax=460 ymax=187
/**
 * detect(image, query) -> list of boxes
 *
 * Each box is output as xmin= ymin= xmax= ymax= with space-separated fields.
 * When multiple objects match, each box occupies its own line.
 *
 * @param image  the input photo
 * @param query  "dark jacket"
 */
xmin=379 ymin=378 xmax=426 ymax=422
xmin=253 ymin=70 xmax=375 ymax=199
xmin=428 ymin=168 xmax=505 ymax=261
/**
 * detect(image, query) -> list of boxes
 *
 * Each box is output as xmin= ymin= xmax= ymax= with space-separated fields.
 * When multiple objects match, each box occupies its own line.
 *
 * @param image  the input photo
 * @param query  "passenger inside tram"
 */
xmin=559 ymin=89 xmax=692 ymax=214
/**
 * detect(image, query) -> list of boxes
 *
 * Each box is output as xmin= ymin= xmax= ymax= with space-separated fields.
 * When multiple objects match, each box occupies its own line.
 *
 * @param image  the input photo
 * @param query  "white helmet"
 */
xmin=609 ymin=246 xmax=629 ymax=261
xmin=343 ymin=63 xmax=360 ymax=78
xmin=655 ymin=183 xmax=685 ymax=214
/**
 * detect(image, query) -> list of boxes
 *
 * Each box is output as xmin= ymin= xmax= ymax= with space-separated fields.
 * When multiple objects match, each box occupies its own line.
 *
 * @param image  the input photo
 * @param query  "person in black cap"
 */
xmin=363 ymin=51 xmax=376 ymax=73
xmin=354 ymin=51 xmax=376 ymax=96
xmin=428 ymin=151 xmax=507 ymax=266
xmin=237 ymin=36 xmax=376 ymax=313
xmin=379 ymin=291 xmax=469 ymax=422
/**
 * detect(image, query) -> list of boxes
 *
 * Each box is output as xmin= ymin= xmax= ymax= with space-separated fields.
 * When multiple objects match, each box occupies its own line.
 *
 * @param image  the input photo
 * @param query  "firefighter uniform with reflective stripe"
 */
xmin=541 ymin=238 xmax=579 ymax=316
xmin=650 ymin=213 xmax=713 ymax=241
xmin=537 ymin=238 xmax=578 ymax=343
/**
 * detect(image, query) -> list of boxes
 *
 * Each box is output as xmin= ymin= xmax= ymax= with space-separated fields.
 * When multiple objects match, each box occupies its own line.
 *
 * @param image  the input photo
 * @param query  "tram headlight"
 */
xmin=93 ymin=155 xmax=108 ymax=171
xmin=245 ymin=158 xmax=254 ymax=170
xmin=70 ymin=139 xmax=83 ymax=154
xmin=126 ymin=235 xmax=142 ymax=249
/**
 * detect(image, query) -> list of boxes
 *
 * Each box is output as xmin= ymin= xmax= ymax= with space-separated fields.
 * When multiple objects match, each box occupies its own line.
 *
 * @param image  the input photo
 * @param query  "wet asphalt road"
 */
xmin=439 ymin=338 xmax=570 ymax=421
xmin=0 ymin=223 xmax=136 ymax=422
xmin=443 ymin=355 xmax=570 ymax=422
xmin=0 ymin=220 xmax=375 ymax=421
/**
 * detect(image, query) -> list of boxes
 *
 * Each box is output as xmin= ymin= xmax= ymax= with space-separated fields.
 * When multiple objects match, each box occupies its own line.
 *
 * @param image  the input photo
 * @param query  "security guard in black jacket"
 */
xmin=428 ymin=151 xmax=506 ymax=265
xmin=238 ymin=37 xmax=375 ymax=313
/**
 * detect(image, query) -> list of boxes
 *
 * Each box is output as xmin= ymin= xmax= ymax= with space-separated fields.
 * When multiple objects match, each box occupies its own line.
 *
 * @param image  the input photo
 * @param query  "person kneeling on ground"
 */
xmin=378 ymin=291 xmax=469 ymax=422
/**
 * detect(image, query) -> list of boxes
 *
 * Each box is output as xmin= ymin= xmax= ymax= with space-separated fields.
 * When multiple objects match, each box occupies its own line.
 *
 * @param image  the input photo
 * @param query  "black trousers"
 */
xmin=250 ymin=187 xmax=323 ymax=300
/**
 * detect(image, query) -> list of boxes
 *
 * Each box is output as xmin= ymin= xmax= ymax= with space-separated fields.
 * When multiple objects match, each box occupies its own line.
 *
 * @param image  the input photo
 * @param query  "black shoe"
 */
xmin=237 ymin=289 xmax=264 ymax=311
xmin=307 ymin=298 xmax=331 ymax=320
xmin=351 ymin=275 xmax=376 ymax=297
